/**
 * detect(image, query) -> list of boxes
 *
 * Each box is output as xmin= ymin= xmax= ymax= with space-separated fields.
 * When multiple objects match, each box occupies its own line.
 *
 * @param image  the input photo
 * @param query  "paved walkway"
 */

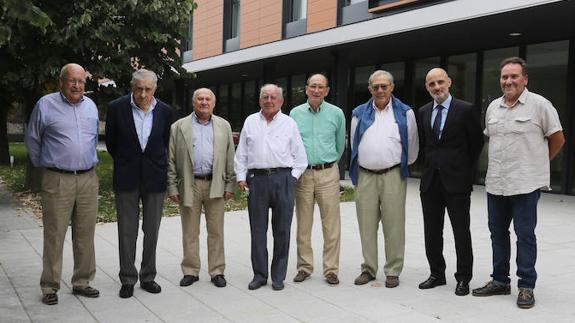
xmin=1 ymin=180 xmax=574 ymax=323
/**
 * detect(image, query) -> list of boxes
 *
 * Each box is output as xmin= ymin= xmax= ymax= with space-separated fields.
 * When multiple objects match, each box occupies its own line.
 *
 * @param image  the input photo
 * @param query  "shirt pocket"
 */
xmin=510 ymin=116 xmax=533 ymax=134
xmin=486 ymin=118 xmax=500 ymax=135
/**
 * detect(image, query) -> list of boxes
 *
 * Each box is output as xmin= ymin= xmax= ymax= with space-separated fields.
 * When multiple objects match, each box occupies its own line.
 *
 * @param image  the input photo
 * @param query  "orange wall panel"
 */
xmin=307 ymin=0 xmax=337 ymax=33
xmin=193 ymin=0 xmax=224 ymax=60
xmin=239 ymin=0 xmax=282 ymax=49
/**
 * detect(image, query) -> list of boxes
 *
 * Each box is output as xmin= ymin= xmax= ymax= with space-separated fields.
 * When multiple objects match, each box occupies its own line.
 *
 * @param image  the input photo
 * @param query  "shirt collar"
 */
xmin=499 ymin=88 xmax=529 ymax=109
xmin=371 ymin=99 xmax=392 ymax=112
xmin=307 ymin=101 xmax=323 ymax=113
xmin=192 ymin=112 xmax=212 ymax=125
xmin=259 ymin=109 xmax=281 ymax=121
xmin=59 ymin=92 xmax=85 ymax=105
xmin=130 ymin=94 xmax=157 ymax=112
xmin=433 ymin=94 xmax=452 ymax=111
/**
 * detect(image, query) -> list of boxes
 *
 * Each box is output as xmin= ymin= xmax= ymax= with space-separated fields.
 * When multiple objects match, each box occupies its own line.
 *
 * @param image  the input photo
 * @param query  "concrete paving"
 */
xmin=1 ymin=179 xmax=574 ymax=323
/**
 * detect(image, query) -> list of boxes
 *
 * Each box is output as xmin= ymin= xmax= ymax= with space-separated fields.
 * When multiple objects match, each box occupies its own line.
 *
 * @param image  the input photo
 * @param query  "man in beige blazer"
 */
xmin=167 ymin=88 xmax=236 ymax=288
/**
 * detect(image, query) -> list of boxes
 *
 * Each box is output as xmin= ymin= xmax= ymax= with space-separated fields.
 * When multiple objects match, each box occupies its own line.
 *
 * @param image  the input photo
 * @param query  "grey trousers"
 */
xmin=115 ymin=189 xmax=164 ymax=285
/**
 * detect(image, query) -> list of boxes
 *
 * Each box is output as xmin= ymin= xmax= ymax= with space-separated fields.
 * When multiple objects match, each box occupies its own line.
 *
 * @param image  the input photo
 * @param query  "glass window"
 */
xmin=225 ymin=0 xmax=240 ymax=40
xmin=344 ymin=0 xmax=365 ymax=5
xmin=230 ymin=82 xmax=242 ymax=131
xmin=412 ymin=57 xmax=440 ymax=108
xmin=381 ymin=62 xmax=405 ymax=102
xmin=447 ymin=53 xmax=477 ymax=103
xmin=290 ymin=74 xmax=307 ymax=110
xmin=216 ymin=84 xmax=229 ymax=120
xmin=476 ymin=46 xmax=520 ymax=183
xmin=351 ymin=66 xmax=374 ymax=108
xmin=275 ymin=77 xmax=289 ymax=110
xmin=526 ymin=41 xmax=569 ymax=192
xmin=292 ymin=0 xmax=307 ymax=21
xmin=243 ymin=81 xmax=258 ymax=117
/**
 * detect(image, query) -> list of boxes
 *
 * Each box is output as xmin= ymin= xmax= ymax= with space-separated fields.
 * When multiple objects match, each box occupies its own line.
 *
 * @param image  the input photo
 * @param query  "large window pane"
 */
xmin=292 ymin=0 xmax=307 ymax=21
xmin=216 ymin=84 xmax=229 ymax=120
xmin=475 ymin=47 xmax=520 ymax=183
xmin=231 ymin=0 xmax=240 ymax=39
xmin=230 ymin=82 xmax=242 ymax=131
xmin=243 ymin=81 xmax=258 ymax=117
xmin=290 ymin=74 xmax=307 ymax=110
xmin=351 ymin=66 xmax=373 ymax=108
xmin=447 ymin=53 xmax=477 ymax=103
xmin=275 ymin=77 xmax=289 ymax=111
xmin=412 ymin=57 xmax=440 ymax=108
xmin=527 ymin=41 xmax=569 ymax=192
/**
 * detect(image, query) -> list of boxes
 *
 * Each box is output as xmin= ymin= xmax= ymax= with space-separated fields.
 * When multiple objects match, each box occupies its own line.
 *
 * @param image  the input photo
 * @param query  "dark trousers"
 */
xmin=247 ymin=169 xmax=295 ymax=283
xmin=115 ymin=189 xmax=164 ymax=285
xmin=420 ymin=173 xmax=473 ymax=283
xmin=487 ymin=190 xmax=539 ymax=289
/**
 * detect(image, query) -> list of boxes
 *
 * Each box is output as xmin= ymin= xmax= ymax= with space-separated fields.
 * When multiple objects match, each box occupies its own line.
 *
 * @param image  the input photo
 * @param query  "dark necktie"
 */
xmin=432 ymin=105 xmax=444 ymax=139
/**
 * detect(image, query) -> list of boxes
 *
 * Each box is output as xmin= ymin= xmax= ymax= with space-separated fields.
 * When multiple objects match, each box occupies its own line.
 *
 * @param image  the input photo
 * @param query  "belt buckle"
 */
xmin=265 ymin=168 xmax=273 ymax=175
xmin=73 ymin=170 xmax=78 ymax=175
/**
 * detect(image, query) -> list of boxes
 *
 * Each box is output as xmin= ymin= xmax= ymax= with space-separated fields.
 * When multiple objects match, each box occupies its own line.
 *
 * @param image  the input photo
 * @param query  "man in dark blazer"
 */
xmin=417 ymin=68 xmax=484 ymax=296
xmin=105 ymin=69 xmax=172 ymax=298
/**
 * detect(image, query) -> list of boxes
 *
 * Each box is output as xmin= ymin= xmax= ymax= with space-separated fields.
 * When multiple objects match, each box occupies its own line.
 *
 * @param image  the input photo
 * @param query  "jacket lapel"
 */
xmin=123 ymin=97 xmax=141 ymax=150
xmin=441 ymin=100 xmax=458 ymax=141
xmin=179 ymin=115 xmax=194 ymax=165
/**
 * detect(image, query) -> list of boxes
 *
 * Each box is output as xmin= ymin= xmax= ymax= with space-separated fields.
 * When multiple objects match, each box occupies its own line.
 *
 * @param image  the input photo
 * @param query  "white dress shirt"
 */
xmin=350 ymin=100 xmax=419 ymax=170
xmin=234 ymin=111 xmax=308 ymax=181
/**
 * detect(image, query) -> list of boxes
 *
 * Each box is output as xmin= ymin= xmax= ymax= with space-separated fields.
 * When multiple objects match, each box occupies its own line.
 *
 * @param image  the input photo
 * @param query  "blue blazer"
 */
xmin=105 ymin=95 xmax=172 ymax=193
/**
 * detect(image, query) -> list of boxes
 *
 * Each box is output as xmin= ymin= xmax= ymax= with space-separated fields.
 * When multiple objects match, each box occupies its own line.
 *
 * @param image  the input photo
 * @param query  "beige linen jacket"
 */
xmin=167 ymin=114 xmax=236 ymax=207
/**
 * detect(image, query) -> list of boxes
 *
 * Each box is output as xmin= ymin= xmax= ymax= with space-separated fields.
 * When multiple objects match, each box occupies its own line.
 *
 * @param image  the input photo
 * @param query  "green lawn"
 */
xmin=1 ymin=143 xmax=354 ymax=223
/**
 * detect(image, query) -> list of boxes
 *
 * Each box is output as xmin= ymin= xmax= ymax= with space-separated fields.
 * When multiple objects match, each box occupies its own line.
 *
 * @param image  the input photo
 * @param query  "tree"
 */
xmin=0 ymin=0 xmax=196 ymax=177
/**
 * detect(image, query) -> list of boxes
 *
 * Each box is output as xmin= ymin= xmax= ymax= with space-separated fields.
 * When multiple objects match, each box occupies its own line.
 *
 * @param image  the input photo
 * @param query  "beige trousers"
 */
xmin=295 ymin=165 xmax=341 ymax=276
xmin=40 ymin=168 xmax=98 ymax=295
xmin=355 ymin=167 xmax=406 ymax=277
xmin=180 ymin=179 xmax=225 ymax=277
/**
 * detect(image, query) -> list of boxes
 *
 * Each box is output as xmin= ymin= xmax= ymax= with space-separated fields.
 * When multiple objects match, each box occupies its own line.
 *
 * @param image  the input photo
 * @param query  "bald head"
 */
xmin=59 ymin=63 xmax=87 ymax=104
xmin=425 ymin=68 xmax=451 ymax=104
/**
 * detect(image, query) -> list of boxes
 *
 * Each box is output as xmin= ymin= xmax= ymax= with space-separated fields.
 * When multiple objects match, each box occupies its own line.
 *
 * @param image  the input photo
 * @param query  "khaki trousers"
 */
xmin=40 ymin=168 xmax=98 ymax=295
xmin=355 ymin=167 xmax=406 ymax=277
xmin=180 ymin=179 xmax=225 ymax=277
xmin=295 ymin=165 xmax=341 ymax=276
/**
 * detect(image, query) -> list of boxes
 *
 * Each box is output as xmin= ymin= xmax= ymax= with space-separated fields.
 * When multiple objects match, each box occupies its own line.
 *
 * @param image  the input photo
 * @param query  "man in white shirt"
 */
xmin=472 ymin=57 xmax=564 ymax=309
xmin=234 ymin=84 xmax=307 ymax=291
xmin=349 ymin=70 xmax=419 ymax=288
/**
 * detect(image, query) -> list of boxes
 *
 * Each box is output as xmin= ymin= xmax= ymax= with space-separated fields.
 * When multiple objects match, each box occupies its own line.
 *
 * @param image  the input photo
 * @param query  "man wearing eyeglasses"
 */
xmin=105 ymin=69 xmax=172 ymax=298
xmin=349 ymin=70 xmax=419 ymax=288
xmin=26 ymin=63 xmax=100 ymax=305
xmin=289 ymin=74 xmax=346 ymax=285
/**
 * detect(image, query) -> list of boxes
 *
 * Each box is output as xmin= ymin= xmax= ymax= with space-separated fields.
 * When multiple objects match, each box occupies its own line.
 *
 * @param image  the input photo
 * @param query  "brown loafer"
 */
xmin=354 ymin=271 xmax=375 ymax=285
xmin=325 ymin=272 xmax=339 ymax=285
xmin=385 ymin=276 xmax=399 ymax=288
xmin=42 ymin=293 xmax=58 ymax=305
xmin=72 ymin=286 xmax=100 ymax=298
xmin=293 ymin=270 xmax=310 ymax=283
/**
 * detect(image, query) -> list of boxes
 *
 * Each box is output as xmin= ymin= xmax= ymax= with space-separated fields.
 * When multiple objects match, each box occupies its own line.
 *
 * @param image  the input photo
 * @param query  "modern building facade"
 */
xmin=180 ymin=0 xmax=575 ymax=194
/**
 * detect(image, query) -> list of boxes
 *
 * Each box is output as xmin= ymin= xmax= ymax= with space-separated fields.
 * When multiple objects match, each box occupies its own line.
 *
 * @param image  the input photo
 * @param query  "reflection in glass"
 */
xmin=527 ymin=41 xmax=569 ymax=192
xmin=217 ymin=84 xmax=229 ymax=120
xmin=412 ymin=57 xmax=440 ymax=108
xmin=292 ymin=0 xmax=307 ymax=21
xmin=230 ymin=82 xmax=242 ymax=131
xmin=447 ymin=53 xmax=477 ymax=103
xmin=244 ymin=81 xmax=258 ymax=117
xmin=290 ymin=74 xmax=307 ymax=110
xmin=351 ymin=66 xmax=373 ymax=108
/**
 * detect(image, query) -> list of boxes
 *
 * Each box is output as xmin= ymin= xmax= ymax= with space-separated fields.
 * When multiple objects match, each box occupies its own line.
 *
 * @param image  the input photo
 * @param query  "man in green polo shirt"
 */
xmin=290 ymin=74 xmax=346 ymax=285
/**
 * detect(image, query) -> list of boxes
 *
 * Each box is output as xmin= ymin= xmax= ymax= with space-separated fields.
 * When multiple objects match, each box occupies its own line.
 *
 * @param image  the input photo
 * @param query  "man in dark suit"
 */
xmin=105 ymin=69 xmax=172 ymax=298
xmin=417 ymin=68 xmax=484 ymax=296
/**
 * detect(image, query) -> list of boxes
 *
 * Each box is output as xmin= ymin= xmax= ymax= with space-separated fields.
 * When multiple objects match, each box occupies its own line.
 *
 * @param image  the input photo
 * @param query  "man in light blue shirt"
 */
xmin=26 ymin=63 xmax=100 ymax=305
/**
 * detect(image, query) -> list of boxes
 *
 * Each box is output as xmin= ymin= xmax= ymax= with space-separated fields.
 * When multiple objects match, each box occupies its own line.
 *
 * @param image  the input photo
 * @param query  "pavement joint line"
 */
xmin=1 ymin=260 xmax=33 ymax=323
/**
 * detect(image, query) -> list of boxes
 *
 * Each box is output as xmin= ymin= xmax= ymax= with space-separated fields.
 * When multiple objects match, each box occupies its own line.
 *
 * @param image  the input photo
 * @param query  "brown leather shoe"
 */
xmin=325 ymin=272 xmax=339 ymax=285
xmin=293 ymin=270 xmax=310 ymax=283
xmin=42 ymin=293 xmax=58 ymax=305
xmin=354 ymin=271 xmax=375 ymax=285
xmin=72 ymin=286 xmax=100 ymax=298
xmin=385 ymin=276 xmax=399 ymax=288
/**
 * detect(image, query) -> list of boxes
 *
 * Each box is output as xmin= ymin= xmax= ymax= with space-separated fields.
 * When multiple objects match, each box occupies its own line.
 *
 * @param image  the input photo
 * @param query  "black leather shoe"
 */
xmin=272 ymin=281 xmax=284 ymax=291
xmin=418 ymin=276 xmax=446 ymax=289
xmin=119 ymin=285 xmax=134 ymax=298
xmin=248 ymin=279 xmax=267 ymax=290
xmin=472 ymin=280 xmax=511 ymax=297
xmin=72 ymin=286 xmax=100 ymax=298
xmin=455 ymin=281 xmax=470 ymax=296
xmin=141 ymin=281 xmax=161 ymax=294
xmin=180 ymin=275 xmax=199 ymax=287
xmin=211 ymin=275 xmax=227 ymax=288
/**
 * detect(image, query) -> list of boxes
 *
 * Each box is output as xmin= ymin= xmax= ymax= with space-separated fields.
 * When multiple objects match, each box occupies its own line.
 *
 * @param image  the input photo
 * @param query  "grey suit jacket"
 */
xmin=167 ymin=113 xmax=236 ymax=207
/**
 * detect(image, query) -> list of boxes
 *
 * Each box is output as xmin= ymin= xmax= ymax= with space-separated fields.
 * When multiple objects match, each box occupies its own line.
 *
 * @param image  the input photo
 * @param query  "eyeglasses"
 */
xmin=64 ymin=78 xmax=86 ymax=85
xmin=371 ymin=83 xmax=392 ymax=91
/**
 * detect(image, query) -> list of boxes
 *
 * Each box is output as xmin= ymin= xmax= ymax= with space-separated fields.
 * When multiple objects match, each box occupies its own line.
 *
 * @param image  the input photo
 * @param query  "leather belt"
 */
xmin=307 ymin=162 xmax=335 ymax=170
xmin=194 ymin=174 xmax=212 ymax=180
xmin=360 ymin=164 xmax=399 ymax=175
xmin=46 ymin=167 xmax=94 ymax=175
xmin=249 ymin=167 xmax=291 ymax=176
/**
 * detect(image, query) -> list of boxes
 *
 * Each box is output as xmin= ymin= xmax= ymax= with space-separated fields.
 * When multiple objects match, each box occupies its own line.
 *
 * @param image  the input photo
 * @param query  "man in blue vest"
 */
xmin=350 ymin=70 xmax=419 ymax=288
